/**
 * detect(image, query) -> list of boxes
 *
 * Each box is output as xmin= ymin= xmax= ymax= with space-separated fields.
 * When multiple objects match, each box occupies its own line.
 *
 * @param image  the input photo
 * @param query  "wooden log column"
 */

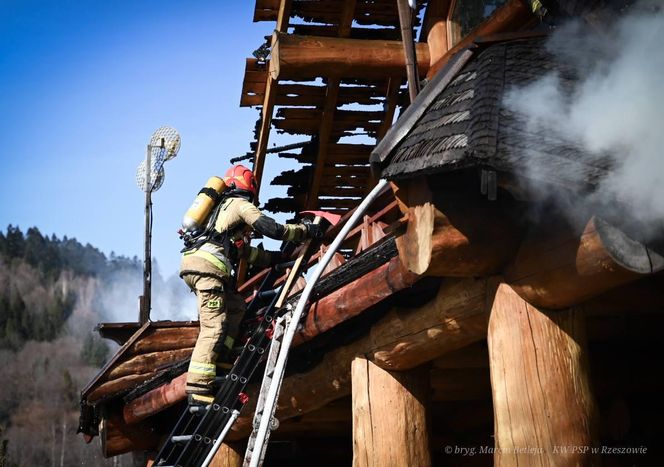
xmin=209 ymin=442 xmax=243 ymax=467
xmin=487 ymin=282 xmax=599 ymax=466
xmin=351 ymin=357 xmax=431 ymax=467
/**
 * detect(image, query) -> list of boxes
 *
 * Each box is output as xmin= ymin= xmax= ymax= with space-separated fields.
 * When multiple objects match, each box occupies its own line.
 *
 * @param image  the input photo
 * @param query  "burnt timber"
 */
xmin=79 ymin=1 xmax=664 ymax=466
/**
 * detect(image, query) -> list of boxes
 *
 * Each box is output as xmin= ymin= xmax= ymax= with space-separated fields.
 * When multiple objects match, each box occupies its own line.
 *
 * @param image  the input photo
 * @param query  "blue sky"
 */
xmin=0 ymin=0 xmax=294 ymax=277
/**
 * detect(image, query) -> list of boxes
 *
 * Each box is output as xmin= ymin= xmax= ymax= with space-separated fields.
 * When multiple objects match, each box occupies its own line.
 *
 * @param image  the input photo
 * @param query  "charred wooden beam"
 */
xmin=88 ymin=372 xmax=160 ymax=404
xmin=293 ymin=256 xmax=417 ymax=344
xmin=124 ymin=278 xmax=488 ymax=429
xmin=101 ymin=410 xmax=160 ymax=457
xmin=249 ymin=83 xmax=387 ymax=108
xmin=106 ymin=348 xmax=192 ymax=380
xmin=253 ymin=0 xmax=292 ymax=198
xmin=305 ymin=0 xmax=356 ymax=210
xmin=270 ymin=32 xmax=430 ymax=80
xmin=123 ymin=373 xmax=187 ymax=425
xmin=228 ymin=278 xmax=489 ymax=440
xmin=291 ymin=24 xmax=402 ymax=41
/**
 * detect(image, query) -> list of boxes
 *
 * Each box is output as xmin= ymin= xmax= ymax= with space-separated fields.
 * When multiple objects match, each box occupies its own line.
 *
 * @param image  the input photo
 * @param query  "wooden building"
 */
xmin=79 ymin=1 xmax=664 ymax=466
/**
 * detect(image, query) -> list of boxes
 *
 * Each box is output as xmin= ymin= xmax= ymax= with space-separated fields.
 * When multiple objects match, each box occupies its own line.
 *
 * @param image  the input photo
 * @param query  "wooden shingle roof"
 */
xmin=373 ymin=37 xmax=612 ymax=193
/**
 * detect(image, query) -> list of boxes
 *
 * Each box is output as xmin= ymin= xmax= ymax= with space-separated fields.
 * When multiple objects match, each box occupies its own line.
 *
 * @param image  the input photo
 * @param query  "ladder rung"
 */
xmin=257 ymin=288 xmax=278 ymax=299
xmin=188 ymin=404 xmax=210 ymax=414
xmin=274 ymin=260 xmax=296 ymax=272
xmin=171 ymin=435 xmax=192 ymax=443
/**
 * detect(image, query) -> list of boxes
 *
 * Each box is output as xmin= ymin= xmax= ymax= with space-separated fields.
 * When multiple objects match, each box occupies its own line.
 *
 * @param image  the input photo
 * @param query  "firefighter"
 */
xmin=180 ymin=164 xmax=321 ymax=403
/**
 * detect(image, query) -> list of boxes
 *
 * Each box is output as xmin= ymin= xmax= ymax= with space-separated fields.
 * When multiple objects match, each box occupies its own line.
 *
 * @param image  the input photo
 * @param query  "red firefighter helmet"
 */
xmin=223 ymin=164 xmax=258 ymax=198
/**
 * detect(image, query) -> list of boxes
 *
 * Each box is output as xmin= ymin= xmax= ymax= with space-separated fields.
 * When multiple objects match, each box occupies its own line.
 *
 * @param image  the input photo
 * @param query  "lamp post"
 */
xmin=135 ymin=126 xmax=181 ymax=323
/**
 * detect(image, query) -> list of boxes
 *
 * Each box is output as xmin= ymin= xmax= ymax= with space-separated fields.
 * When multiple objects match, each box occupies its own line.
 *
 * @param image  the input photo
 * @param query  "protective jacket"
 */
xmin=179 ymin=195 xmax=307 ymax=280
xmin=180 ymin=194 xmax=308 ymax=398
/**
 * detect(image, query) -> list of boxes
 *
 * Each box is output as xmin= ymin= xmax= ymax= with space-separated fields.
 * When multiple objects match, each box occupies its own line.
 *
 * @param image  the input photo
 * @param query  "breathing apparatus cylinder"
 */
xmin=182 ymin=176 xmax=227 ymax=236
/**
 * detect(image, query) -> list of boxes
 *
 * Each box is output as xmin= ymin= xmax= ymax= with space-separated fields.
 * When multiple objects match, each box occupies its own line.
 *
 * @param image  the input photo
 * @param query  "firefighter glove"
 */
xmin=303 ymin=221 xmax=324 ymax=240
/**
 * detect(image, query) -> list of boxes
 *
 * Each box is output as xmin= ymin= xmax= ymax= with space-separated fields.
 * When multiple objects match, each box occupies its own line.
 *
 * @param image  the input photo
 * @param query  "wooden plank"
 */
xmin=252 ymin=0 xmax=292 ymax=197
xmin=276 ymin=107 xmax=384 ymax=122
xmin=88 ymin=372 xmax=159 ymax=403
xmin=316 ymin=186 xmax=367 ymax=198
xmin=317 ymin=198 xmax=364 ymax=209
xmin=305 ymin=83 xmax=341 ymax=208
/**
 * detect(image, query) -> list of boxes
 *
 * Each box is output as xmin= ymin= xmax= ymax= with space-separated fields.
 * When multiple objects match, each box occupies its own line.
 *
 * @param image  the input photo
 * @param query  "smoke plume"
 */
xmin=93 ymin=262 xmax=196 ymax=324
xmin=504 ymin=2 xmax=664 ymax=233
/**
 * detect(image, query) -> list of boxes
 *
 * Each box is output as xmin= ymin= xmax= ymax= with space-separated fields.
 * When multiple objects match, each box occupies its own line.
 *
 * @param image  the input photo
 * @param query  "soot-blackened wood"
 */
xmin=88 ymin=373 xmax=160 ymax=404
xmin=106 ymin=348 xmax=192 ymax=380
xmin=294 ymin=255 xmax=417 ymax=344
xmin=123 ymin=373 xmax=187 ymax=425
xmin=229 ymin=278 xmax=489 ymax=440
xmin=126 ymin=327 xmax=198 ymax=356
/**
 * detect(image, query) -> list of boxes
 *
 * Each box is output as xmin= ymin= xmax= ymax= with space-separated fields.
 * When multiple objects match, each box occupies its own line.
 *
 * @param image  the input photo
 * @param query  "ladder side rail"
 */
xmin=176 ymin=281 xmax=295 ymax=465
xmin=247 ymin=179 xmax=389 ymax=467
xmin=155 ymin=248 xmax=292 ymax=466
xmin=242 ymin=314 xmax=289 ymax=467
xmin=252 ymin=318 xmax=289 ymax=467
xmin=200 ymin=410 xmax=242 ymax=467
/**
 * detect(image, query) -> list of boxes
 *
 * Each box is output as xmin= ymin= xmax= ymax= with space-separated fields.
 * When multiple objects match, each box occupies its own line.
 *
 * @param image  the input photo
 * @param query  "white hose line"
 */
xmin=248 ymin=178 xmax=389 ymax=467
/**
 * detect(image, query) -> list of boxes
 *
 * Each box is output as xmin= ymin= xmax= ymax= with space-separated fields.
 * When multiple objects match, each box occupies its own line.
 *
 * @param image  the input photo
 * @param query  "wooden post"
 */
xmin=209 ymin=442 xmax=243 ymax=467
xmin=487 ymin=282 xmax=599 ymax=466
xmin=351 ymin=357 xmax=431 ymax=467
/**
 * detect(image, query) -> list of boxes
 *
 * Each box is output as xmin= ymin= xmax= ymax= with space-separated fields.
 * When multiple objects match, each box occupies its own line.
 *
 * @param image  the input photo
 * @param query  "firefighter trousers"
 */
xmin=181 ymin=274 xmax=246 ymax=395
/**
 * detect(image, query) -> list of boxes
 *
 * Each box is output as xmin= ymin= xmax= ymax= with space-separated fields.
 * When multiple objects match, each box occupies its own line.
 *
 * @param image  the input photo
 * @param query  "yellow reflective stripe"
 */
xmin=224 ymin=336 xmax=234 ymax=350
xmin=283 ymin=224 xmax=297 ymax=241
xmin=185 ymin=250 xmax=230 ymax=274
xmin=188 ymin=361 xmax=216 ymax=376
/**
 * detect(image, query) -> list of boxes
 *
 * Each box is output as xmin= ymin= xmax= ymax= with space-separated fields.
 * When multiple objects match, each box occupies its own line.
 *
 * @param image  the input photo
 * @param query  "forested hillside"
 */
xmin=0 ymin=225 xmax=166 ymax=466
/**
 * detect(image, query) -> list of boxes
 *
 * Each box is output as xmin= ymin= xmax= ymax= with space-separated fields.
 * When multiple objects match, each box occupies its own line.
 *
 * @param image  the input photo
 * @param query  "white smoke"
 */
xmin=94 ymin=262 xmax=196 ymax=323
xmin=504 ymin=2 xmax=664 ymax=232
